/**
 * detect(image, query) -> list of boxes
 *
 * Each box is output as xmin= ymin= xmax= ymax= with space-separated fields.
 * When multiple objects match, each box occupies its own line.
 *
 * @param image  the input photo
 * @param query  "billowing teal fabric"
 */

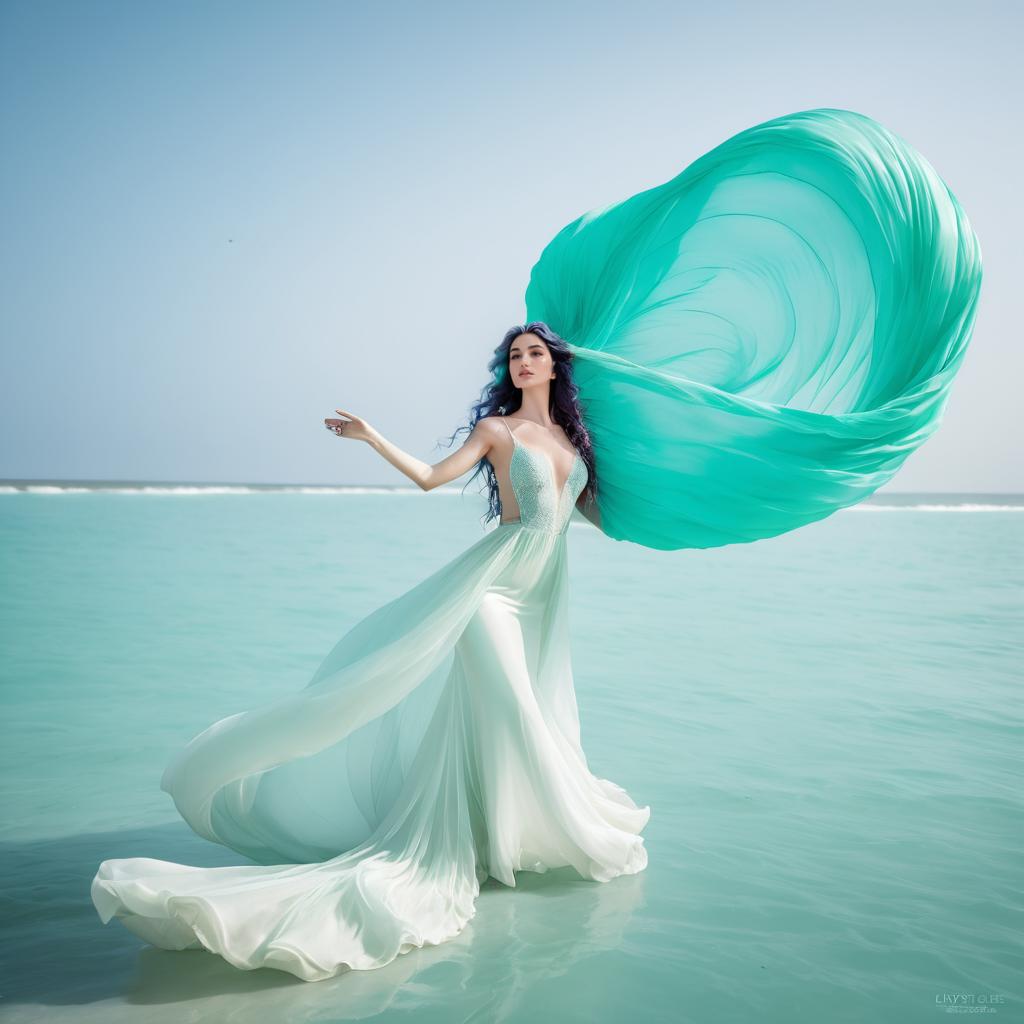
xmin=525 ymin=107 xmax=983 ymax=551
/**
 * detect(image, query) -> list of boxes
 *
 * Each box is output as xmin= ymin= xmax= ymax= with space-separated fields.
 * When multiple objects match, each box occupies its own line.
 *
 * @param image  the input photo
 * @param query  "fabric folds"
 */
xmin=524 ymin=107 xmax=982 ymax=550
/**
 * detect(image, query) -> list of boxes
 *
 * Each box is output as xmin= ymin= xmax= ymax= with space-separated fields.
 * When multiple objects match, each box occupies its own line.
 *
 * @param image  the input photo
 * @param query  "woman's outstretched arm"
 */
xmin=326 ymin=408 xmax=497 ymax=492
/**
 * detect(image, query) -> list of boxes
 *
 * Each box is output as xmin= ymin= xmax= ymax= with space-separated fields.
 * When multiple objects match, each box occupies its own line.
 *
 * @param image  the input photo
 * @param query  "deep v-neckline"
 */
xmin=505 ymin=423 xmax=581 ymax=499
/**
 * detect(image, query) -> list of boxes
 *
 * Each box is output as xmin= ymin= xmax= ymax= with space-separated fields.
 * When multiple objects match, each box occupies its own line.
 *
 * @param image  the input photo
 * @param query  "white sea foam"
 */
xmin=844 ymin=503 xmax=1024 ymax=512
xmin=0 ymin=484 xmax=465 ymax=496
xmin=0 ymin=484 xmax=1020 ymax=509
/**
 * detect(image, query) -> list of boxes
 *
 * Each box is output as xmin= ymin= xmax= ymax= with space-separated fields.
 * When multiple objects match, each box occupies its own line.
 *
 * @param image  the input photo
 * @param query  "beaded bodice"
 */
xmin=499 ymin=418 xmax=589 ymax=535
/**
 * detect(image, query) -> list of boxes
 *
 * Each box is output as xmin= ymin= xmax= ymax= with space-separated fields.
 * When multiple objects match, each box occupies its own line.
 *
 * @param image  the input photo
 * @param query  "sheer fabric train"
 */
xmin=92 ymin=423 xmax=648 ymax=980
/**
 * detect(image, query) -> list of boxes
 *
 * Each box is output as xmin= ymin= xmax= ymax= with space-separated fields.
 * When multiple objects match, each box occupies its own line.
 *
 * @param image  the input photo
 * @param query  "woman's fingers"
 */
xmin=326 ymin=409 xmax=362 ymax=438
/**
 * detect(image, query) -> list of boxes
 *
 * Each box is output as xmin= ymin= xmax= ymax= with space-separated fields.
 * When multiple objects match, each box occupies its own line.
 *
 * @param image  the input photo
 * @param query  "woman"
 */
xmin=92 ymin=323 xmax=649 ymax=981
xmin=91 ymin=107 xmax=981 ymax=982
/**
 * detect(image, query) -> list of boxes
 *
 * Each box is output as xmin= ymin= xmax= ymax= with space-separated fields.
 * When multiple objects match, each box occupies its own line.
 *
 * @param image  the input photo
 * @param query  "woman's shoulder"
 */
xmin=473 ymin=415 xmax=514 ymax=444
xmin=478 ymin=414 xmax=515 ymax=429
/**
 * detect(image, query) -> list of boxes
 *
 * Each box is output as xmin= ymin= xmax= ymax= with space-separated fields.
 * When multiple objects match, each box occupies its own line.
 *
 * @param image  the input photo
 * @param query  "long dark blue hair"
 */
xmin=441 ymin=321 xmax=598 ymax=526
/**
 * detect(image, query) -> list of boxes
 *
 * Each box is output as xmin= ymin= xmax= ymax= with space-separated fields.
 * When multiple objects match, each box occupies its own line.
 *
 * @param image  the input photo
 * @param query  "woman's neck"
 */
xmin=513 ymin=393 xmax=555 ymax=428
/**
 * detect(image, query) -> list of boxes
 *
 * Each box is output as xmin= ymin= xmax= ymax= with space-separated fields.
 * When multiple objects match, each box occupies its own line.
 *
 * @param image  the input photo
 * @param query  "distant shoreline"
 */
xmin=1 ymin=480 xmax=1022 ymax=510
xmin=0 ymin=479 xmax=440 ymax=495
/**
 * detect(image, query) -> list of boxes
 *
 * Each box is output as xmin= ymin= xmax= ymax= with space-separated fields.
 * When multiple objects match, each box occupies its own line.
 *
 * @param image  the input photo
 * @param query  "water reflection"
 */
xmin=119 ymin=867 xmax=647 ymax=1022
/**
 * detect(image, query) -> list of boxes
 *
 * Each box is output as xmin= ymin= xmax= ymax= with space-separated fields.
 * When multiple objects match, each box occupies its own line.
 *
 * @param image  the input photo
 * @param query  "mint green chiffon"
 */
xmin=524 ymin=107 xmax=982 ymax=551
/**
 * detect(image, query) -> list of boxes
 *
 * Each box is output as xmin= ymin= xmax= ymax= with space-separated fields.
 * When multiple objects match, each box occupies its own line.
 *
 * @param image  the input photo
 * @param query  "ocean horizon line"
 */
xmin=1 ymin=479 xmax=1022 ymax=511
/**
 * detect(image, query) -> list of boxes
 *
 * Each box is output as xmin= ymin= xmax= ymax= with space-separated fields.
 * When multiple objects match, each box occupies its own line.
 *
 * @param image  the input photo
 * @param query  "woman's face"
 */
xmin=509 ymin=333 xmax=555 ymax=390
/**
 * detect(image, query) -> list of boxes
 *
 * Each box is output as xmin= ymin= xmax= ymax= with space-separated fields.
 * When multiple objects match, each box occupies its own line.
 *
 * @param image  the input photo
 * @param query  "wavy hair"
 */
xmin=440 ymin=321 xmax=598 ymax=527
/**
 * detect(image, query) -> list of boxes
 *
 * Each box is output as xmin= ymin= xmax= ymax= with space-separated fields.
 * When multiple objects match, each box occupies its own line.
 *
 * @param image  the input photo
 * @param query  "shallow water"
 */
xmin=1 ymin=489 xmax=1020 ymax=1023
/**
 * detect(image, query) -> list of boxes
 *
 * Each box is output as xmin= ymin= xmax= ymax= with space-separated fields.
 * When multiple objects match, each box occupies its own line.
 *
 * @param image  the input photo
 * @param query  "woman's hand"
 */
xmin=324 ymin=408 xmax=379 ymax=444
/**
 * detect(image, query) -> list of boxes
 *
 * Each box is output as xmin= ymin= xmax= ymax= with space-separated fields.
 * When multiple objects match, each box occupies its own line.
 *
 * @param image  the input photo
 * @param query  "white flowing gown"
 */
xmin=91 ymin=416 xmax=650 ymax=981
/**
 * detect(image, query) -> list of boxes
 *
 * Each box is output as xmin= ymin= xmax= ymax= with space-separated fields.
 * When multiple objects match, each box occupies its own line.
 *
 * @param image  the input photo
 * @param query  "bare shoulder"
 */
xmin=473 ymin=416 xmax=512 ymax=467
xmin=468 ymin=416 xmax=503 ymax=452
xmin=475 ymin=415 xmax=510 ymax=439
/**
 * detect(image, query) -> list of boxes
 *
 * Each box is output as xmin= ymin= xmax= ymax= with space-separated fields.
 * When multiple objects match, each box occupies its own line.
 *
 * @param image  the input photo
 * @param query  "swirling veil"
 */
xmin=525 ymin=107 xmax=982 ymax=551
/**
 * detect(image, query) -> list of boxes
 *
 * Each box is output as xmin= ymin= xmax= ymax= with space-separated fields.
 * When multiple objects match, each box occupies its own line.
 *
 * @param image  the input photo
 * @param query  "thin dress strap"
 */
xmin=501 ymin=418 xmax=518 ymax=445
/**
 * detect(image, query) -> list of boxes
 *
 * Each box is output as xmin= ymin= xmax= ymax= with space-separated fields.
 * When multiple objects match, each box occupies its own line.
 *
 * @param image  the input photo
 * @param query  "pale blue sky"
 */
xmin=1 ymin=0 xmax=1018 ymax=490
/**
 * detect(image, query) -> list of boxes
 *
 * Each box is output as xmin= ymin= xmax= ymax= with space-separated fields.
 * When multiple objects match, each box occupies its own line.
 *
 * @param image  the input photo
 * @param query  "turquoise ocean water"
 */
xmin=0 ymin=484 xmax=1020 ymax=1023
